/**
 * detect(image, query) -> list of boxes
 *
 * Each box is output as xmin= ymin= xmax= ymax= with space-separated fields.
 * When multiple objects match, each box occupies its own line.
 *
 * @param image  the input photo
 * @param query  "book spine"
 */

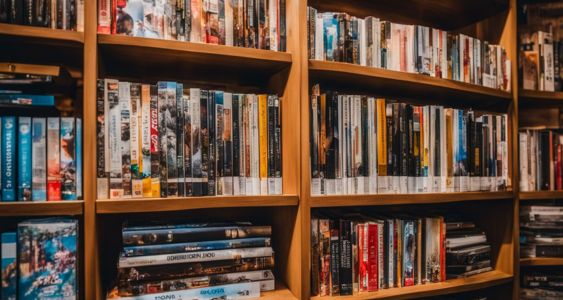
xmin=232 ymin=94 xmax=241 ymax=195
xmin=76 ymin=118 xmax=83 ymax=199
xmin=140 ymin=85 xmax=152 ymax=197
xmin=191 ymin=88 xmax=203 ymax=196
xmin=367 ymin=223 xmax=378 ymax=291
xmin=46 ymin=117 xmax=61 ymax=200
xmin=319 ymin=219 xmax=331 ymax=296
xmin=60 ymin=117 xmax=77 ymax=200
xmin=311 ymin=218 xmax=320 ymax=296
xmin=329 ymin=219 xmax=340 ymax=295
xmin=149 ymin=85 xmax=160 ymax=197
xmin=130 ymin=83 xmax=142 ymax=197
xmin=267 ymin=95 xmax=276 ymax=194
xmin=250 ymin=95 xmax=260 ymax=194
xmin=1 ymin=232 xmax=16 ymax=300
xmin=258 ymin=94 xmax=268 ymax=194
xmin=17 ymin=117 xmax=32 ymax=201
xmin=176 ymin=83 xmax=185 ymax=196
xmin=215 ymin=91 xmax=225 ymax=195
xmin=358 ymin=223 xmax=367 ymax=292
xmin=200 ymin=90 xmax=210 ymax=195
xmin=119 ymin=82 xmax=133 ymax=198
xmin=339 ymin=220 xmax=352 ymax=295
xmin=183 ymin=89 xmax=192 ymax=196
xmin=207 ymin=91 xmax=216 ymax=196
xmin=166 ymin=82 xmax=179 ymax=196
xmin=107 ymin=79 xmax=123 ymax=198
xmin=31 ymin=118 xmax=47 ymax=201
xmin=378 ymin=222 xmax=384 ymax=289
xmin=118 ymin=281 xmax=261 ymax=300
xmin=96 ymin=79 xmax=109 ymax=199
xmin=223 ymin=92 xmax=233 ymax=195
xmin=157 ymin=82 xmax=169 ymax=197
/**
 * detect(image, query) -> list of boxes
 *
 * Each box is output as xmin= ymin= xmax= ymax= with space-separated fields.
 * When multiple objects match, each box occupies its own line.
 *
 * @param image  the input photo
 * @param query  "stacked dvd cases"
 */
xmin=0 ymin=0 xmax=84 ymax=31
xmin=520 ymin=204 xmax=563 ymax=258
xmin=97 ymin=0 xmax=287 ymax=52
xmin=0 ymin=218 xmax=79 ymax=300
xmin=109 ymin=222 xmax=275 ymax=299
xmin=0 ymin=116 xmax=83 ymax=201
xmin=445 ymin=221 xmax=492 ymax=279
xmin=521 ymin=269 xmax=563 ymax=299
xmin=307 ymin=7 xmax=511 ymax=92
xmin=310 ymin=213 xmax=446 ymax=296
xmin=310 ymin=85 xmax=510 ymax=195
xmin=96 ymin=79 xmax=282 ymax=199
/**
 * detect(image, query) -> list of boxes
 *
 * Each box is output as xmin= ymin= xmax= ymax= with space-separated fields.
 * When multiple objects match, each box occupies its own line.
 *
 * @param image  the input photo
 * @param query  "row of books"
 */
xmin=310 ymin=213 xmax=493 ymax=297
xmin=519 ymin=129 xmax=563 ymax=192
xmin=97 ymin=79 xmax=283 ymax=199
xmin=307 ymin=7 xmax=511 ymax=92
xmin=521 ymin=270 xmax=563 ymax=300
xmin=310 ymin=86 xmax=510 ymax=195
xmin=98 ymin=0 xmax=286 ymax=51
xmin=520 ymin=204 xmax=563 ymax=258
xmin=1 ymin=218 xmax=79 ymax=300
xmin=520 ymin=31 xmax=562 ymax=92
xmin=0 ymin=0 xmax=84 ymax=31
xmin=1 ymin=116 xmax=82 ymax=201
xmin=109 ymin=222 xmax=274 ymax=299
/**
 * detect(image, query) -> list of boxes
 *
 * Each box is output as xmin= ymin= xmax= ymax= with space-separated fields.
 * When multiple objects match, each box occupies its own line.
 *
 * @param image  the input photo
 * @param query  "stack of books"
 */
xmin=520 ymin=204 xmax=563 ymax=258
xmin=1 ymin=218 xmax=79 ymax=300
xmin=0 ymin=0 xmax=84 ymax=31
xmin=96 ymin=80 xmax=283 ymax=199
xmin=111 ymin=222 xmax=275 ymax=299
xmin=1 ymin=116 xmax=82 ymax=201
xmin=521 ymin=269 xmax=563 ymax=299
xmin=307 ymin=8 xmax=511 ymax=91
xmin=98 ymin=0 xmax=287 ymax=51
xmin=310 ymin=213 xmax=446 ymax=297
xmin=445 ymin=221 xmax=492 ymax=279
xmin=310 ymin=86 xmax=509 ymax=195
xmin=519 ymin=129 xmax=563 ymax=192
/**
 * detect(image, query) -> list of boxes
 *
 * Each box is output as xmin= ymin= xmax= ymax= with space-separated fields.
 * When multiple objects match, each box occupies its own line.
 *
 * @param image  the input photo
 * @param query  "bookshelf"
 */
xmin=0 ymin=0 xmax=528 ymax=299
xmin=520 ymin=258 xmax=563 ymax=267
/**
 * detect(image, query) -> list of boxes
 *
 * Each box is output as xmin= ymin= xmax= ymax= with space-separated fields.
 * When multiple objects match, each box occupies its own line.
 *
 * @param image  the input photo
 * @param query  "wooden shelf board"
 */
xmin=310 ymin=270 xmax=512 ymax=300
xmin=96 ymin=195 xmax=299 ymax=214
xmin=261 ymin=282 xmax=298 ymax=300
xmin=521 ymin=257 xmax=563 ymax=266
xmin=311 ymin=191 xmax=513 ymax=207
xmin=309 ymin=60 xmax=511 ymax=111
xmin=308 ymin=0 xmax=508 ymax=30
xmin=0 ymin=23 xmax=83 ymax=44
xmin=519 ymin=191 xmax=563 ymax=200
xmin=97 ymin=34 xmax=291 ymax=91
xmin=0 ymin=200 xmax=84 ymax=216
xmin=519 ymin=89 xmax=563 ymax=107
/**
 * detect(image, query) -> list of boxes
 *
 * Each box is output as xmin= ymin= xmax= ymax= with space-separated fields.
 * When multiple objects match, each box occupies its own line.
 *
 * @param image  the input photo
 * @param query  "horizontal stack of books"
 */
xmin=307 ymin=8 xmax=511 ymax=91
xmin=310 ymin=86 xmax=509 ymax=195
xmin=110 ymin=222 xmax=275 ymax=299
xmin=96 ymin=79 xmax=283 ymax=199
xmin=0 ymin=0 xmax=84 ymax=31
xmin=1 ymin=116 xmax=82 ymax=201
xmin=519 ymin=130 xmax=563 ymax=192
xmin=98 ymin=0 xmax=286 ymax=51
xmin=1 ymin=218 xmax=79 ymax=300
xmin=445 ymin=221 xmax=492 ymax=279
xmin=520 ymin=204 xmax=563 ymax=258
xmin=521 ymin=269 xmax=563 ymax=299
xmin=310 ymin=214 xmax=446 ymax=297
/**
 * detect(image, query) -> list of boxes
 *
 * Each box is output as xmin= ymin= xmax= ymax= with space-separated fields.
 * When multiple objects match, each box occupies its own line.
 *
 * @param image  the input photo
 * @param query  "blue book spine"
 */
xmin=0 ymin=94 xmax=55 ymax=106
xmin=18 ymin=117 xmax=32 ymax=201
xmin=60 ymin=117 xmax=77 ymax=200
xmin=1 ymin=117 xmax=16 ymax=201
xmin=32 ymin=118 xmax=47 ymax=201
xmin=76 ymin=118 xmax=83 ymax=199
xmin=1 ymin=232 xmax=17 ymax=300
xmin=118 ymin=281 xmax=260 ymax=300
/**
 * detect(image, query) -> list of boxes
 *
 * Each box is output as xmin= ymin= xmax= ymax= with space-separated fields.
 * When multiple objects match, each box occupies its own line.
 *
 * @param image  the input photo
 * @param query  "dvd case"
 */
xmin=32 ymin=118 xmax=47 ymax=201
xmin=18 ymin=117 xmax=32 ymax=201
xmin=118 ymin=281 xmax=260 ymax=300
xmin=1 ymin=116 xmax=16 ymax=201
xmin=60 ymin=117 xmax=77 ymax=200
xmin=1 ymin=232 xmax=16 ymax=300
xmin=47 ymin=117 xmax=61 ymax=200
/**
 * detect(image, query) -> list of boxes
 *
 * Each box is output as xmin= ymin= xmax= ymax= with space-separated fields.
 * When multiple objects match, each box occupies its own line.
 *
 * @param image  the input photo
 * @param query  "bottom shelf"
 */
xmin=310 ymin=270 xmax=512 ymax=300
xmin=261 ymin=282 xmax=298 ymax=300
xmin=520 ymin=257 xmax=563 ymax=266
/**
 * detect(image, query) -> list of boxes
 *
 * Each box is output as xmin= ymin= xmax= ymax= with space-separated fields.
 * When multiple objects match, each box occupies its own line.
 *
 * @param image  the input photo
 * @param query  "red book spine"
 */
xmin=440 ymin=218 xmax=446 ymax=282
xmin=358 ymin=223 xmax=367 ymax=292
xmin=367 ymin=223 xmax=378 ymax=291
xmin=557 ymin=144 xmax=562 ymax=190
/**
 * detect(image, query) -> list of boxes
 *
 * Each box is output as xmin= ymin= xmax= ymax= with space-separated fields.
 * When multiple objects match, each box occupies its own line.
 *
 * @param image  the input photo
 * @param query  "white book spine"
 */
xmin=315 ymin=14 xmax=324 ymax=60
xmin=225 ymin=0 xmax=234 ymax=46
xmin=108 ymin=79 xmax=123 ymax=199
xmin=250 ymin=95 xmax=260 ymax=195
xmin=130 ymin=85 xmax=142 ymax=198
xmin=440 ymin=107 xmax=447 ymax=192
xmin=359 ymin=19 xmax=367 ymax=66
xmin=119 ymin=281 xmax=261 ymax=300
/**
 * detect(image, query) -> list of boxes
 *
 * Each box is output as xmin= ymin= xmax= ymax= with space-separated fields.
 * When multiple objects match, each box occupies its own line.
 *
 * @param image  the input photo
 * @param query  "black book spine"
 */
xmin=360 ymin=96 xmax=368 ymax=178
xmin=96 ymin=79 xmax=106 ymax=184
xmin=383 ymin=220 xmax=390 ymax=288
xmin=330 ymin=219 xmax=340 ymax=295
xmin=150 ymin=85 xmax=160 ymax=196
xmin=337 ymin=14 xmax=345 ymax=62
xmin=387 ymin=104 xmax=396 ymax=176
xmin=274 ymin=96 xmax=282 ymax=187
xmin=0 ymin=0 xmax=8 ymax=22
xmin=215 ymin=92 xmax=225 ymax=194
xmin=56 ymin=0 xmax=63 ymax=28
xmin=540 ymin=131 xmax=550 ymax=190
xmin=325 ymin=92 xmax=335 ymax=180
xmin=200 ymin=90 xmax=210 ymax=195
xmin=475 ymin=121 xmax=483 ymax=177
xmin=232 ymin=95 xmax=241 ymax=185
xmin=491 ymin=117 xmax=497 ymax=178
xmin=407 ymin=105 xmax=415 ymax=177
xmin=400 ymin=104 xmax=409 ymax=177
xmin=482 ymin=117 xmax=489 ymax=178
xmin=158 ymin=83 xmax=169 ymax=197
xmin=467 ymin=111 xmax=475 ymax=177
xmin=344 ymin=15 xmax=353 ymax=63
xmin=207 ymin=91 xmax=216 ymax=196
xmin=279 ymin=0 xmax=286 ymax=51
xmin=339 ymin=220 xmax=352 ymax=295
xmin=183 ymin=90 xmax=192 ymax=196
xmin=23 ymin=0 xmax=32 ymax=24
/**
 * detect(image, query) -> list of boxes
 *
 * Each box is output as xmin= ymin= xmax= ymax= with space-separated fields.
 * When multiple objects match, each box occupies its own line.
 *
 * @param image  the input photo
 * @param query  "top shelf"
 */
xmin=308 ymin=0 xmax=508 ymax=30
xmin=309 ymin=60 xmax=512 ymax=111
xmin=519 ymin=89 xmax=563 ymax=108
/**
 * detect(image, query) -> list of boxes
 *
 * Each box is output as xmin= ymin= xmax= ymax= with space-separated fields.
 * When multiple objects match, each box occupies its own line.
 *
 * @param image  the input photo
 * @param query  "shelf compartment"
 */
xmin=0 ymin=200 xmax=84 ymax=216
xmin=519 ymin=191 xmax=563 ymax=200
xmin=310 ymin=270 xmax=512 ymax=300
xmin=310 ymin=191 xmax=513 ymax=207
xmin=98 ymin=34 xmax=292 ymax=93
xmin=261 ymin=282 xmax=298 ymax=300
xmin=521 ymin=257 xmax=563 ymax=267
xmin=309 ymin=60 xmax=512 ymax=111
xmin=96 ymin=195 xmax=299 ymax=214
xmin=519 ymin=89 xmax=563 ymax=107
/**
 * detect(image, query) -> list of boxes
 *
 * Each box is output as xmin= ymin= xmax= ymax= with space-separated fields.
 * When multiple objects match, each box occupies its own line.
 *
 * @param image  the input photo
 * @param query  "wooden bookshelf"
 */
xmin=261 ymin=283 xmax=299 ymax=300
xmin=0 ymin=23 xmax=84 ymax=45
xmin=519 ymin=89 xmax=563 ymax=107
xmin=0 ymin=201 xmax=84 ymax=216
xmin=309 ymin=60 xmax=512 ymax=111
xmin=309 ymin=271 xmax=512 ymax=300
xmin=310 ymin=191 xmax=514 ymax=208
xmin=519 ymin=191 xmax=563 ymax=200
xmin=520 ymin=258 xmax=563 ymax=266
xmin=96 ymin=195 xmax=299 ymax=214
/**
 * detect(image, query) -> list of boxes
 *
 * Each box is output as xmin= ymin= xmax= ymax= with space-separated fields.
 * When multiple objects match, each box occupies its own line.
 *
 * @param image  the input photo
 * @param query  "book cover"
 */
xmin=18 ymin=116 xmax=32 ymax=201
xmin=157 ymin=82 xmax=169 ymax=197
xmin=1 ymin=232 xmax=16 ymax=300
xmin=129 ymin=83 xmax=142 ymax=197
xmin=60 ymin=117 xmax=77 ymax=200
xmin=1 ymin=116 xmax=16 ymax=201
xmin=402 ymin=220 xmax=415 ymax=287
xmin=117 ymin=281 xmax=261 ymax=300
xmin=97 ymin=79 xmax=109 ymax=199
xmin=32 ymin=118 xmax=47 ymax=201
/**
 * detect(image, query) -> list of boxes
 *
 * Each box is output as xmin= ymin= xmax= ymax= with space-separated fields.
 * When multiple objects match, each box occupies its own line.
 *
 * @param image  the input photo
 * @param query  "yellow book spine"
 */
xmin=258 ymin=94 xmax=268 ymax=182
xmin=376 ymin=99 xmax=387 ymax=176
xmin=141 ymin=85 xmax=152 ymax=197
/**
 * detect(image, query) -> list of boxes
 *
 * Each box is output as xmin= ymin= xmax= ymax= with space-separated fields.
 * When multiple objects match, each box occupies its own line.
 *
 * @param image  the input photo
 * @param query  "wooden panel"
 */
xmin=0 ymin=24 xmax=84 ymax=44
xmin=96 ymin=195 xmax=299 ymax=214
xmin=261 ymin=282 xmax=298 ymax=300
xmin=520 ymin=257 xmax=563 ymax=266
xmin=519 ymin=107 xmax=560 ymax=129
xmin=0 ymin=201 xmax=83 ymax=216
xmin=520 ymin=89 xmax=563 ymax=107
xmin=0 ymin=62 xmax=60 ymax=76
xmin=310 ymin=192 xmax=514 ymax=207
xmin=308 ymin=0 xmax=508 ymax=30
xmin=309 ymin=60 xmax=512 ymax=111
xmin=519 ymin=191 xmax=563 ymax=200
xmin=310 ymin=271 xmax=512 ymax=300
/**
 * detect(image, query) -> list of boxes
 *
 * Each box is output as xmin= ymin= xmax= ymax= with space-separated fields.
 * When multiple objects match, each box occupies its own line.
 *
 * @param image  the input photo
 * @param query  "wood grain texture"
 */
xmin=0 ymin=201 xmax=83 ymax=216
xmin=310 ymin=271 xmax=512 ymax=300
xmin=519 ymin=89 xmax=563 ymax=107
xmin=520 ymin=257 xmax=563 ymax=266
xmin=0 ymin=23 xmax=84 ymax=44
xmin=261 ymin=282 xmax=298 ymax=300
xmin=519 ymin=191 xmax=563 ymax=200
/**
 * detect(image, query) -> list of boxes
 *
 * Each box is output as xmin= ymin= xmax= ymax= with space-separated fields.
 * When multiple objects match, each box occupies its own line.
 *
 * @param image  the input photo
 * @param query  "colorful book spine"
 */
xmin=207 ymin=90 xmax=216 ymax=196
xmin=0 ymin=94 xmax=55 ymax=106
xmin=215 ymin=91 xmax=225 ymax=195
xmin=130 ymin=83 xmax=143 ymax=197
xmin=200 ymin=90 xmax=210 ymax=195
xmin=157 ymin=82 xmax=168 ymax=197
xmin=60 ymin=117 xmax=77 ymax=200
xmin=1 ymin=117 xmax=16 ymax=201
xmin=117 ymin=281 xmax=261 ymax=300
xmin=107 ymin=79 xmax=123 ymax=198
xmin=76 ymin=118 xmax=83 ymax=199
xmin=176 ymin=83 xmax=185 ymax=196
xmin=32 ymin=118 xmax=47 ymax=201
xmin=18 ymin=117 xmax=32 ymax=201
xmin=149 ymin=84 xmax=160 ymax=197
xmin=1 ymin=232 xmax=16 ymax=300
xmin=119 ymin=82 xmax=133 ymax=198
xmin=183 ymin=89 xmax=193 ymax=196
xmin=47 ymin=118 xmax=61 ymax=200
xmin=96 ymin=80 xmax=108 ymax=199
xmin=191 ymin=88 xmax=203 ymax=196
xmin=141 ymin=84 xmax=152 ymax=197
xmin=223 ymin=92 xmax=234 ymax=195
